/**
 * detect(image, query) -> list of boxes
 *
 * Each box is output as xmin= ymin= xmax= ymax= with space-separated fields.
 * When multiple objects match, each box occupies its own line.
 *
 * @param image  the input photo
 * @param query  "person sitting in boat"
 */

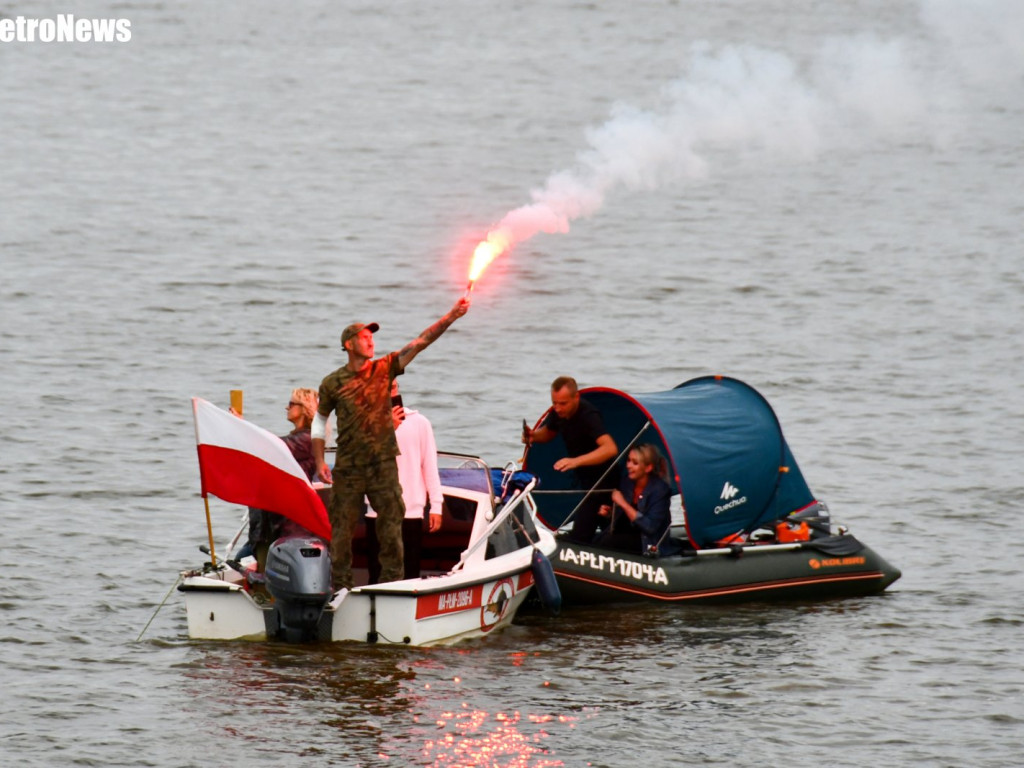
xmin=523 ymin=376 xmax=618 ymax=544
xmin=234 ymin=388 xmax=320 ymax=567
xmin=596 ymin=443 xmax=677 ymax=557
xmin=365 ymin=380 xmax=444 ymax=582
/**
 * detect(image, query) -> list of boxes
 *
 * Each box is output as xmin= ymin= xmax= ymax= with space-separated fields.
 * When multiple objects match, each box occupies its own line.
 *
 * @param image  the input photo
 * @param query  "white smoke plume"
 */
xmin=475 ymin=0 xmax=1021 ymax=259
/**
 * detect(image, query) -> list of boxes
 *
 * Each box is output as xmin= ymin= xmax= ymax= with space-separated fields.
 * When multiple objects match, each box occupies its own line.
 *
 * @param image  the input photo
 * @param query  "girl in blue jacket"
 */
xmin=598 ymin=444 xmax=675 ymax=556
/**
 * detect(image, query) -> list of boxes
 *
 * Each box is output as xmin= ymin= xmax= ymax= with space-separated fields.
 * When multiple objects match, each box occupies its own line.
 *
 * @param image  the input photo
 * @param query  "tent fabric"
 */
xmin=526 ymin=377 xmax=816 ymax=549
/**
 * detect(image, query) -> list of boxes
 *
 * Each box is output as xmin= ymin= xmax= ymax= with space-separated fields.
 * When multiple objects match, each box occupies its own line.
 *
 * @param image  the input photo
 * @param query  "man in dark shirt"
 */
xmin=524 ymin=376 xmax=618 ymax=543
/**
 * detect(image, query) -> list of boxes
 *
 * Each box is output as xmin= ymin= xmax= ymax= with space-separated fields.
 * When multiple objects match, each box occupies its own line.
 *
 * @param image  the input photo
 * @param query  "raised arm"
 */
xmin=397 ymin=297 xmax=470 ymax=370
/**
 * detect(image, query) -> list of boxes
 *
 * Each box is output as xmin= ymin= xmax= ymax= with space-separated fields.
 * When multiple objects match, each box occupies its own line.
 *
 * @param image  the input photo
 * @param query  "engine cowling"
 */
xmin=264 ymin=535 xmax=332 ymax=642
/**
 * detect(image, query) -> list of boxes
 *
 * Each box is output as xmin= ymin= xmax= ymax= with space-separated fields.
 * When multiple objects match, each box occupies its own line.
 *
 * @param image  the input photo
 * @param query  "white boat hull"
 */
xmin=181 ymin=552 xmax=540 ymax=645
xmin=180 ymin=460 xmax=556 ymax=646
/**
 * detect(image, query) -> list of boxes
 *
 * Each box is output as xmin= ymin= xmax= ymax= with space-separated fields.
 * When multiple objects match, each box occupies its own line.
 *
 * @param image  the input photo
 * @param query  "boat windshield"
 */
xmin=437 ymin=453 xmax=493 ymax=498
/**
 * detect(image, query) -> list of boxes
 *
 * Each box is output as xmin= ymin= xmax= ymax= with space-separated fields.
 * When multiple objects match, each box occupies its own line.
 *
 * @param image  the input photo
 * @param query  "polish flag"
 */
xmin=191 ymin=398 xmax=330 ymax=540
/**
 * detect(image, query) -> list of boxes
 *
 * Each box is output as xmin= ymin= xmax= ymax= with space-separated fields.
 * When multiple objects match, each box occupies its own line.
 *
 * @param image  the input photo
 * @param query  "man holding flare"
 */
xmin=312 ymin=297 xmax=470 ymax=591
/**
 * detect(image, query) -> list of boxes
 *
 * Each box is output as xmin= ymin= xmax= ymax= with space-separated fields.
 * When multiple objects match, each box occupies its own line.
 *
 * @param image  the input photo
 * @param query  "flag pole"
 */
xmin=203 ymin=495 xmax=218 ymax=567
xmin=193 ymin=395 xmax=230 ymax=569
xmin=201 ymin=388 xmax=243 ymax=567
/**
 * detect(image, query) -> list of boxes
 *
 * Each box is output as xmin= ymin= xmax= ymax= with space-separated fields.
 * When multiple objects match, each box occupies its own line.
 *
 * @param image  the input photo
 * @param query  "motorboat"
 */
xmin=524 ymin=376 xmax=901 ymax=605
xmin=181 ymin=400 xmax=559 ymax=646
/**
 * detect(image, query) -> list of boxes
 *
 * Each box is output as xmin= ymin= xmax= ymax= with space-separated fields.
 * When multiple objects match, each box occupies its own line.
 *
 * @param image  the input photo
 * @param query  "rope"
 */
xmin=136 ymin=573 xmax=183 ymax=642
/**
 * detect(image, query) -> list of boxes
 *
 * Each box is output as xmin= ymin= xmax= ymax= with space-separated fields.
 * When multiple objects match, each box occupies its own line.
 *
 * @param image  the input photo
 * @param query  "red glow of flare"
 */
xmin=467 ymin=232 xmax=511 ymax=286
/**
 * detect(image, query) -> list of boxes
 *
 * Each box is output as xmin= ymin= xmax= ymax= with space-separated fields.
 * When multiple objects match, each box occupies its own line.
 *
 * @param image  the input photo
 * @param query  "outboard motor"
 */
xmin=264 ymin=535 xmax=332 ymax=642
xmin=789 ymin=501 xmax=832 ymax=538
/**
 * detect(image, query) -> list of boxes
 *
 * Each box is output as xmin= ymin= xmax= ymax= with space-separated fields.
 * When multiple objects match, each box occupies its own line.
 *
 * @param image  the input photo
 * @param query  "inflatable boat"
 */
xmin=524 ymin=376 xmax=901 ymax=605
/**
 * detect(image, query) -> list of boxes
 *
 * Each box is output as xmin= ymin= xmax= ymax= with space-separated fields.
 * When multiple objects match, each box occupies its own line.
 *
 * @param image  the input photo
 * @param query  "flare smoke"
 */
xmin=475 ymin=0 xmax=1022 ymax=259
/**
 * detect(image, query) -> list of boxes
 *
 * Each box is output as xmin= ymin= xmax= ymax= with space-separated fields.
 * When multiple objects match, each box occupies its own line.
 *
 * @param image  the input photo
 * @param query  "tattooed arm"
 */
xmin=398 ymin=297 xmax=470 ymax=370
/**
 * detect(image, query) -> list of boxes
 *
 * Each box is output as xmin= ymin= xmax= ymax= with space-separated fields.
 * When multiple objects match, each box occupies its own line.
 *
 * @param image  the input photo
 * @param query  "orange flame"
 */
xmin=467 ymin=231 xmax=511 ymax=284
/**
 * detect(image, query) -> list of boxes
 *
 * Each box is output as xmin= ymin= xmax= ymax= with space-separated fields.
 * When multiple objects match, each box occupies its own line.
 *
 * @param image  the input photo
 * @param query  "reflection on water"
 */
xmin=178 ymin=641 xmax=597 ymax=767
xmin=412 ymin=705 xmax=571 ymax=768
xmin=178 ymin=602 xmax=872 ymax=765
xmin=387 ymin=654 xmax=593 ymax=767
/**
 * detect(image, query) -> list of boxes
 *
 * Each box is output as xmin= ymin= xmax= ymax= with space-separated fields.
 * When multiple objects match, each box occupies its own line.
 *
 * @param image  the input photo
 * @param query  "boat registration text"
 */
xmin=559 ymin=548 xmax=669 ymax=585
xmin=416 ymin=584 xmax=483 ymax=619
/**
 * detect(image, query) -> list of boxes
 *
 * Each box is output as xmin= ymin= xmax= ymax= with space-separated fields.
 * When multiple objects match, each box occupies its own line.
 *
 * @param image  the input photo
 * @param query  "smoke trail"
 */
xmin=475 ymin=0 xmax=1021 ymax=260
xmin=919 ymin=0 xmax=1024 ymax=88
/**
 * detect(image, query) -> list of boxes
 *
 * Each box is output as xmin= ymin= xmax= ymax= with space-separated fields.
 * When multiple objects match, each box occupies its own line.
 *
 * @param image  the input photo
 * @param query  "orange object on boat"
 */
xmin=775 ymin=520 xmax=810 ymax=543
xmin=716 ymin=532 xmax=746 ymax=546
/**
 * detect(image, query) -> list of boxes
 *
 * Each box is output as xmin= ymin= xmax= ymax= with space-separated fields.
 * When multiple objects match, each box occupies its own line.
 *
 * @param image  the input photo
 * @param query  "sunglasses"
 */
xmin=287 ymin=401 xmax=301 ymax=408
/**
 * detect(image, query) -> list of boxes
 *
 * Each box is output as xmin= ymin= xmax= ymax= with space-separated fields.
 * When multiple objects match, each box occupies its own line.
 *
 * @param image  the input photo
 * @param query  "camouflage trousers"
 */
xmin=329 ymin=459 xmax=405 ymax=589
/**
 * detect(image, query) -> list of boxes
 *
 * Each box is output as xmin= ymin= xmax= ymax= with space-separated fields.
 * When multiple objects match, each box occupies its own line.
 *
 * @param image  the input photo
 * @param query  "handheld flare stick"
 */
xmin=465 ymin=235 xmax=508 ymax=298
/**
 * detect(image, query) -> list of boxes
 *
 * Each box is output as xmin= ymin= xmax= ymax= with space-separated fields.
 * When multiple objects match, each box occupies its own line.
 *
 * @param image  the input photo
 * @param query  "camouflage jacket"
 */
xmin=318 ymin=351 xmax=403 ymax=468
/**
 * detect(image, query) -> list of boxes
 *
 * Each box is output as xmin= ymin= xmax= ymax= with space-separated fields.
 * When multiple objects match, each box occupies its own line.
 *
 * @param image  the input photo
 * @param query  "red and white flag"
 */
xmin=191 ymin=398 xmax=330 ymax=540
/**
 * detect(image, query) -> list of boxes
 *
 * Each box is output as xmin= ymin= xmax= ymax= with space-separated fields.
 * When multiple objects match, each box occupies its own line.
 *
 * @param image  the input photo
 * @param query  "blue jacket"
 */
xmin=618 ymin=474 xmax=674 ymax=555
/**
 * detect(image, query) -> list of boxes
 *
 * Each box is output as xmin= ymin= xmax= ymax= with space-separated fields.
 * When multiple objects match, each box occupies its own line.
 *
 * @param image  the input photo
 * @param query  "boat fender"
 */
xmin=531 ymin=548 xmax=562 ymax=616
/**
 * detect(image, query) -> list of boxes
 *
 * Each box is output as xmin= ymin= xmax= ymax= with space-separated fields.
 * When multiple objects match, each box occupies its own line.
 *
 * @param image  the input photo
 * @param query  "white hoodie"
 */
xmin=365 ymin=409 xmax=444 ymax=519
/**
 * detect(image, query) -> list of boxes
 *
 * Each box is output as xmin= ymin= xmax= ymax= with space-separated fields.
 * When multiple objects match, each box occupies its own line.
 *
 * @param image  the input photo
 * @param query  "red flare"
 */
xmin=466 ymin=232 xmax=511 ymax=287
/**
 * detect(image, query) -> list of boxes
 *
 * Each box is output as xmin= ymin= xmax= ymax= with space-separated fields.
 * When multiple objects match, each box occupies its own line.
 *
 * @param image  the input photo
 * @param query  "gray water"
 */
xmin=2 ymin=0 xmax=1022 ymax=766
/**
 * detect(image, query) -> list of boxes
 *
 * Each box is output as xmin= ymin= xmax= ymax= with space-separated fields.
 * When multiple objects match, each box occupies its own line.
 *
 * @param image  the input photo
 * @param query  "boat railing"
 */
xmin=688 ymin=541 xmax=816 ymax=557
xmin=450 ymin=478 xmax=538 ymax=572
xmin=436 ymin=452 xmax=495 ymax=505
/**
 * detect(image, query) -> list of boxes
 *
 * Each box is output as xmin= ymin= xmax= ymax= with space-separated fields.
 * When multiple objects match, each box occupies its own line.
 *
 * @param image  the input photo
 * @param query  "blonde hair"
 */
xmin=631 ymin=444 xmax=668 ymax=478
xmin=290 ymin=388 xmax=319 ymax=425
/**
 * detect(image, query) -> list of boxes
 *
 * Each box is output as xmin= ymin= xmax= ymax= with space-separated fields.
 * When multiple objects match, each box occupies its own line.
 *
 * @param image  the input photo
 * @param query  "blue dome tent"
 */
xmin=525 ymin=376 xmax=817 ymax=549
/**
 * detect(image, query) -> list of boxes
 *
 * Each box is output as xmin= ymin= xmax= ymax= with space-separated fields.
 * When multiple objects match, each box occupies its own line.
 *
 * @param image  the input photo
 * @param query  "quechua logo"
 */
xmin=714 ymin=481 xmax=747 ymax=514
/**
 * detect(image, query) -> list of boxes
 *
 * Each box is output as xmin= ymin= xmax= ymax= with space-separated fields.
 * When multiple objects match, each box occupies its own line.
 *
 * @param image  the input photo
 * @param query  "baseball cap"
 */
xmin=341 ymin=322 xmax=379 ymax=348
